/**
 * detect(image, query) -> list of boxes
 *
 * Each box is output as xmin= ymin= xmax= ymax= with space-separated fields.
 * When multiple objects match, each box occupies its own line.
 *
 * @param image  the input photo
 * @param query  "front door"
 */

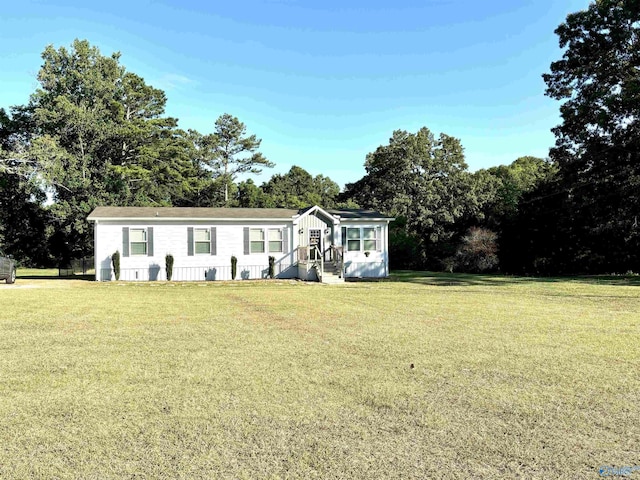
xmin=309 ymin=229 xmax=322 ymax=260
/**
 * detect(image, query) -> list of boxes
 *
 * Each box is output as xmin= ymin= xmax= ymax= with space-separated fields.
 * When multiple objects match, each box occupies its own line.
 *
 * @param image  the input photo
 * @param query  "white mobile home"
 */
xmin=87 ymin=205 xmax=394 ymax=283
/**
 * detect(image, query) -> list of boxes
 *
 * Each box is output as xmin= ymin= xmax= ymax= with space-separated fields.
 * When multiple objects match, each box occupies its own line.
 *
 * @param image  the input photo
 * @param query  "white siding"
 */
xmin=344 ymin=261 xmax=386 ymax=278
xmin=91 ymin=214 xmax=392 ymax=281
xmin=94 ymin=220 xmax=296 ymax=281
xmin=340 ymin=221 xmax=390 ymax=278
xmin=297 ymin=213 xmax=327 ymax=248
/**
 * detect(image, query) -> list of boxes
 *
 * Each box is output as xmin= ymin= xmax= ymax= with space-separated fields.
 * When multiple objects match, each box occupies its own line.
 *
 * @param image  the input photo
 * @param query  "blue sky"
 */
xmin=1 ymin=0 xmax=590 ymax=187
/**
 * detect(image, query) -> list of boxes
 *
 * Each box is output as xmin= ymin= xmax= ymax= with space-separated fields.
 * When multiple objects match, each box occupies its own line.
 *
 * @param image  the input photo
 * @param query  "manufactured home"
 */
xmin=87 ymin=206 xmax=394 ymax=283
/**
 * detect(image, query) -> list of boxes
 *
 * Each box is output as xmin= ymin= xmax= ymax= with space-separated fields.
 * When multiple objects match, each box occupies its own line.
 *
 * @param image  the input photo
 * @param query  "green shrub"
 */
xmin=112 ymin=251 xmax=120 ymax=281
xmin=268 ymin=256 xmax=275 ymax=278
xmin=165 ymin=254 xmax=174 ymax=281
xmin=231 ymin=256 xmax=237 ymax=280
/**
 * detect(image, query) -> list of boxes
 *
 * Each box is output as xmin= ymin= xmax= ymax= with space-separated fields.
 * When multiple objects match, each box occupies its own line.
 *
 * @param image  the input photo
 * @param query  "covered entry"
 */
xmin=293 ymin=206 xmax=343 ymax=283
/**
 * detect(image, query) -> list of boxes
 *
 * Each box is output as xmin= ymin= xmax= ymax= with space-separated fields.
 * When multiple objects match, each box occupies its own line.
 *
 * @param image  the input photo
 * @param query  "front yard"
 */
xmin=0 ymin=272 xmax=638 ymax=478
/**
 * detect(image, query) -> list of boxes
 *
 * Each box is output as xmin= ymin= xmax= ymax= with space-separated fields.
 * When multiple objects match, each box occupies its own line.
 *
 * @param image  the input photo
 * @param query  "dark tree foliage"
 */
xmin=499 ymin=176 xmax=577 ymax=275
xmin=112 ymin=250 xmax=120 ymax=281
xmin=236 ymin=179 xmax=271 ymax=208
xmin=2 ymin=40 xmax=214 ymax=262
xmin=0 ymin=109 xmax=51 ymax=266
xmin=341 ymin=128 xmax=480 ymax=269
xmin=483 ymin=156 xmax=556 ymax=227
xmin=387 ymin=217 xmax=424 ymax=270
xmin=261 ymin=166 xmax=342 ymax=208
xmin=235 ymin=166 xmax=346 ymax=209
xmin=472 ymin=157 xmax=560 ymax=274
xmin=268 ymin=256 xmax=275 ymax=278
xmin=1 ymin=40 xmax=366 ymax=267
xmin=165 ymin=254 xmax=174 ymax=281
xmin=543 ymin=0 xmax=640 ymax=273
xmin=0 ymin=172 xmax=51 ymax=266
xmin=231 ymin=256 xmax=237 ymax=280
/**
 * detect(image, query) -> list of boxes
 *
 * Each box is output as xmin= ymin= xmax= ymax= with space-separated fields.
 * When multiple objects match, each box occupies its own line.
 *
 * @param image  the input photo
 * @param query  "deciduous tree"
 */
xmin=16 ymin=39 xmax=207 ymax=261
xmin=543 ymin=0 xmax=640 ymax=272
xmin=342 ymin=128 xmax=476 ymax=268
xmin=261 ymin=165 xmax=341 ymax=208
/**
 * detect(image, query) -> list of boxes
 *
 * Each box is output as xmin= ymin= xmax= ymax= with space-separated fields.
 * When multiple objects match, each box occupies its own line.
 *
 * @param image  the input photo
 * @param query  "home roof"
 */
xmin=328 ymin=209 xmax=393 ymax=220
xmin=88 ymin=207 xmax=300 ymax=220
xmin=87 ymin=206 xmax=393 ymax=221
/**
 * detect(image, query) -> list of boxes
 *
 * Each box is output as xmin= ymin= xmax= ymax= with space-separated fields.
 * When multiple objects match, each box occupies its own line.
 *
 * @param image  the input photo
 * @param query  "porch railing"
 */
xmin=329 ymin=245 xmax=344 ymax=278
xmin=313 ymin=245 xmax=323 ymax=280
xmin=295 ymin=245 xmax=324 ymax=280
xmin=99 ymin=263 xmax=293 ymax=282
xmin=296 ymin=244 xmax=344 ymax=280
xmin=296 ymin=245 xmax=309 ymax=263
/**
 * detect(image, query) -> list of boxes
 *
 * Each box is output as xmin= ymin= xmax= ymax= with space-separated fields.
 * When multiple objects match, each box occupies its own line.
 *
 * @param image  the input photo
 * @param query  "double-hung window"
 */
xmin=244 ymin=227 xmax=288 ymax=255
xmin=346 ymin=228 xmax=361 ymax=252
xmin=342 ymin=226 xmax=381 ymax=252
xmin=363 ymin=227 xmax=378 ymax=251
xmin=187 ymin=227 xmax=216 ymax=256
xmin=130 ymin=228 xmax=148 ymax=255
xmin=194 ymin=228 xmax=211 ymax=254
xmin=250 ymin=229 xmax=265 ymax=253
xmin=123 ymin=227 xmax=153 ymax=257
xmin=268 ymin=229 xmax=283 ymax=253
xmin=245 ymin=227 xmax=287 ymax=255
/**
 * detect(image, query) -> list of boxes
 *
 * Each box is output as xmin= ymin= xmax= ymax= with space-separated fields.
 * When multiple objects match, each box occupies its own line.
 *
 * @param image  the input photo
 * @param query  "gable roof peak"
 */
xmin=293 ymin=205 xmax=339 ymax=224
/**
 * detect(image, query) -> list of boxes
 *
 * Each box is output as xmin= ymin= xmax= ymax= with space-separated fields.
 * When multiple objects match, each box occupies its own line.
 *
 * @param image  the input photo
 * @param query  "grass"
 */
xmin=1 ymin=272 xmax=639 ymax=478
xmin=16 ymin=267 xmax=94 ymax=279
xmin=16 ymin=267 xmax=62 ymax=277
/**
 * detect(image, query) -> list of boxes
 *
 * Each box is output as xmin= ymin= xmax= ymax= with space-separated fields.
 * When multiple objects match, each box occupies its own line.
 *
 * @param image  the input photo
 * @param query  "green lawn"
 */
xmin=1 ymin=273 xmax=638 ymax=478
xmin=17 ymin=267 xmax=94 ymax=279
xmin=16 ymin=267 xmax=63 ymax=277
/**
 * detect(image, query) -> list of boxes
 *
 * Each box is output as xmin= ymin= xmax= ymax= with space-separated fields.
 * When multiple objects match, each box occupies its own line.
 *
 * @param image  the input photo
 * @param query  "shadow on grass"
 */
xmin=389 ymin=270 xmax=640 ymax=287
xmin=17 ymin=274 xmax=95 ymax=282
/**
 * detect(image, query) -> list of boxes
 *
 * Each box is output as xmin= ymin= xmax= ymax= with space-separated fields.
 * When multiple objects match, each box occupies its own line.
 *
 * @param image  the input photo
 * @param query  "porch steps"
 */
xmin=320 ymin=262 xmax=344 ymax=284
xmin=320 ymin=271 xmax=344 ymax=284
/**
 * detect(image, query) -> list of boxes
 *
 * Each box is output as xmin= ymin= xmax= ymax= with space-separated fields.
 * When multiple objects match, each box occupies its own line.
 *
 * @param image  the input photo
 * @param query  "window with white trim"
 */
xmin=194 ymin=228 xmax=211 ymax=254
xmin=268 ymin=229 xmax=283 ymax=253
xmin=346 ymin=227 xmax=361 ymax=251
xmin=130 ymin=228 xmax=147 ymax=255
xmin=250 ymin=228 xmax=265 ymax=253
xmin=342 ymin=226 xmax=381 ymax=252
xmin=363 ymin=227 xmax=378 ymax=251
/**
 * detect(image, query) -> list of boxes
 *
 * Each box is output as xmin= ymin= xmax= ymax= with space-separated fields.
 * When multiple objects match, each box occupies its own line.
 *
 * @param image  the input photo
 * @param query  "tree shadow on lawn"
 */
xmin=17 ymin=274 xmax=95 ymax=282
xmin=389 ymin=270 xmax=640 ymax=287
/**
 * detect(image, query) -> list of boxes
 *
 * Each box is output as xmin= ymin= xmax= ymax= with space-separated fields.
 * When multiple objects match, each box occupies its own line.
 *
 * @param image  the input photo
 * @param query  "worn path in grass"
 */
xmin=0 ymin=273 xmax=639 ymax=478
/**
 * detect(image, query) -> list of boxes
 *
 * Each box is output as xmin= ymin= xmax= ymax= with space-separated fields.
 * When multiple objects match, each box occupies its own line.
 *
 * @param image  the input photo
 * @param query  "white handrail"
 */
xmin=311 ymin=245 xmax=323 ymax=280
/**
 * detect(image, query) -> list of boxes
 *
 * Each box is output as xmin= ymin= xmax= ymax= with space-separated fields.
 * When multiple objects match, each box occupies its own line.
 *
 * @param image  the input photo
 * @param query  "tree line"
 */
xmin=2 ymin=1 xmax=638 ymax=274
xmin=0 ymin=39 xmax=358 ymax=266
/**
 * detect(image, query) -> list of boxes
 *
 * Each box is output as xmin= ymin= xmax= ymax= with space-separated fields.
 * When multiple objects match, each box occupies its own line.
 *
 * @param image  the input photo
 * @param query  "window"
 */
xmin=268 ymin=229 xmax=283 ymax=253
xmin=346 ymin=228 xmax=361 ymax=251
xmin=130 ymin=228 xmax=147 ymax=255
xmin=194 ymin=228 xmax=211 ymax=254
xmin=188 ymin=227 xmax=215 ymax=256
xmin=342 ymin=226 xmax=381 ymax=252
xmin=250 ymin=228 xmax=265 ymax=253
xmin=363 ymin=227 xmax=378 ymax=251
xmin=123 ymin=227 xmax=153 ymax=257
